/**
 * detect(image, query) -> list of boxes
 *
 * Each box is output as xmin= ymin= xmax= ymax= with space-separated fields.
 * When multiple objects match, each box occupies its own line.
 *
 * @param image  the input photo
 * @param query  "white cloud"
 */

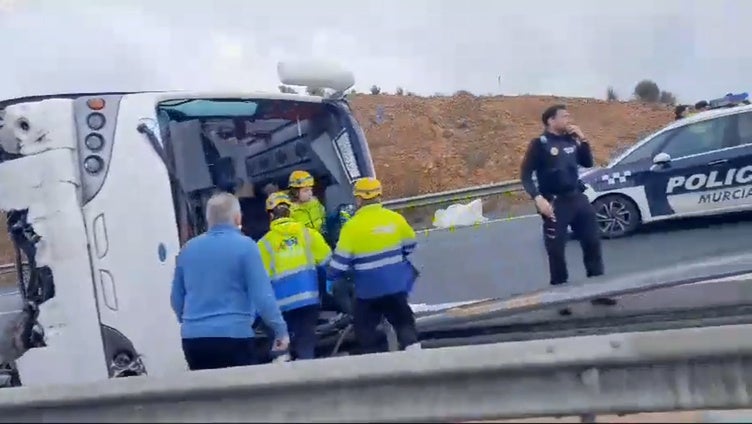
xmin=0 ymin=0 xmax=750 ymax=103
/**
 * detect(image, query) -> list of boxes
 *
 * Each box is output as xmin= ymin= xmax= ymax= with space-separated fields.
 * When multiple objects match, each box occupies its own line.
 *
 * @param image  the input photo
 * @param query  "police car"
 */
xmin=580 ymin=93 xmax=752 ymax=238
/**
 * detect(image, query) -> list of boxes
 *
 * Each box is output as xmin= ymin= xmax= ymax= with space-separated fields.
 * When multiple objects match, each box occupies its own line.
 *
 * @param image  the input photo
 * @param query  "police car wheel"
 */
xmin=592 ymin=194 xmax=640 ymax=239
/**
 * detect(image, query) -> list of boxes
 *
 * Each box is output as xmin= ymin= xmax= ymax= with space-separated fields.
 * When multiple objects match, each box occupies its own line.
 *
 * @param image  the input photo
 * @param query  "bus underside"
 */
xmin=149 ymin=97 xmax=369 ymax=359
xmin=152 ymin=97 xmax=361 ymax=245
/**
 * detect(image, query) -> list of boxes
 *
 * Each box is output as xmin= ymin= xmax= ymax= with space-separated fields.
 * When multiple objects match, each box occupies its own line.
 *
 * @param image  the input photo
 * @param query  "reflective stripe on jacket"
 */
xmin=326 ymin=204 xmax=417 ymax=299
xmin=258 ymin=218 xmax=331 ymax=312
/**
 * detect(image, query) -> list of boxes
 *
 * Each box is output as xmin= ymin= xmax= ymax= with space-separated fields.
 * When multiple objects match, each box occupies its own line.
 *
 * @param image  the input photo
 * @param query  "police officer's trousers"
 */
xmin=353 ymin=292 xmax=418 ymax=354
xmin=282 ymin=304 xmax=320 ymax=360
xmin=541 ymin=192 xmax=604 ymax=285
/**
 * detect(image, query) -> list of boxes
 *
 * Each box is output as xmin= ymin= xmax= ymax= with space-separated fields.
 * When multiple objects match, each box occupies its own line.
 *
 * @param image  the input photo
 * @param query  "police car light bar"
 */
xmin=708 ymin=92 xmax=749 ymax=109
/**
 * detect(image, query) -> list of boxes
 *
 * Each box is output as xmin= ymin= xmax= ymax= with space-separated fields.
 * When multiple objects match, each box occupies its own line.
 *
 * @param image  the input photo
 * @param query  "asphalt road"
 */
xmin=410 ymin=211 xmax=752 ymax=304
xmin=0 ymin=291 xmax=19 ymax=315
xmin=2 ymin=211 xmax=752 ymax=325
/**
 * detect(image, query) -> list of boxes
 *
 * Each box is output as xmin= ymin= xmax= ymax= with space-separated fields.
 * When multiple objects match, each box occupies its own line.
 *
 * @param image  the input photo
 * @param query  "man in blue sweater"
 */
xmin=171 ymin=192 xmax=289 ymax=370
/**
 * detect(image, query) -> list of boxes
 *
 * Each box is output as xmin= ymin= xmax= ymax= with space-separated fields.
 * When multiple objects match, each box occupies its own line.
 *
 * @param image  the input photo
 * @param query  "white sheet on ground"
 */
xmin=432 ymin=198 xmax=488 ymax=229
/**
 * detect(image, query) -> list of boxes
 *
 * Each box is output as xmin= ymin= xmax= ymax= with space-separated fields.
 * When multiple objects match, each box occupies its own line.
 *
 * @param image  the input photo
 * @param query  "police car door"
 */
xmin=647 ymin=112 xmax=744 ymax=217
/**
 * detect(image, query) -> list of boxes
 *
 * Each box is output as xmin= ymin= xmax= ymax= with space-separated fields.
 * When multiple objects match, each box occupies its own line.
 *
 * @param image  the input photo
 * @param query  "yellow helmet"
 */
xmin=265 ymin=191 xmax=293 ymax=211
xmin=353 ymin=177 xmax=383 ymax=200
xmin=288 ymin=170 xmax=315 ymax=188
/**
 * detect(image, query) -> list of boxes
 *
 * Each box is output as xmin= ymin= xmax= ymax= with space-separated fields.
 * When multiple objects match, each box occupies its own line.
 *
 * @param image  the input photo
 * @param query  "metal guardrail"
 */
xmin=383 ymin=179 xmax=523 ymax=211
xmin=2 ymin=323 xmax=752 ymax=422
xmin=418 ymin=251 xmax=752 ymax=329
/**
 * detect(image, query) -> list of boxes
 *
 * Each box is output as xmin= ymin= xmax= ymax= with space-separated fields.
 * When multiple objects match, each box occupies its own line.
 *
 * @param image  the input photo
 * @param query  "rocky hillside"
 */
xmin=0 ymin=93 xmax=675 ymax=265
xmin=350 ymin=93 xmax=674 ymax=199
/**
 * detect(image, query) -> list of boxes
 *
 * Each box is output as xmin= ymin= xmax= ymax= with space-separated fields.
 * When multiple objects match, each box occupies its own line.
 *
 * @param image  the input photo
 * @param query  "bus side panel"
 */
xmin=80 ymin=94 xmax=185 ymax=377
xmin=0 ymin=99 xmax=108 ymax=386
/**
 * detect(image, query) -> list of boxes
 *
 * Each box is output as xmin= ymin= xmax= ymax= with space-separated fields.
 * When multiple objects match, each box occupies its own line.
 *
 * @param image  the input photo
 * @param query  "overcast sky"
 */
xmin=0 ymin=0 xmax=749 ymax=103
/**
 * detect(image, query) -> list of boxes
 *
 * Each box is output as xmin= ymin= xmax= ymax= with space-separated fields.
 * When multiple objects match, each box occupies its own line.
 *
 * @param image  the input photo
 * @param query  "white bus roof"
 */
xmin=0 ymin=90 xmax=328 ymax=109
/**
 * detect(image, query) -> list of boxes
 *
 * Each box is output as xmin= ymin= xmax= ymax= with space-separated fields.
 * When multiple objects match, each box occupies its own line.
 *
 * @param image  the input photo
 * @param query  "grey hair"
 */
xmin=205 ymin=192 xmax=242 ymax=228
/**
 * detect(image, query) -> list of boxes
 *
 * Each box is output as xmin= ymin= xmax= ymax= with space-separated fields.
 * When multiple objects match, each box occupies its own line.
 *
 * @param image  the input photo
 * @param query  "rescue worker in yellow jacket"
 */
xmin=258 ymin=191 xmax=332 ymax=360
xmin=326 ymin=177 xmax=421 ymax=354
xmin=288 ymin=170 xmax=327 ymax=234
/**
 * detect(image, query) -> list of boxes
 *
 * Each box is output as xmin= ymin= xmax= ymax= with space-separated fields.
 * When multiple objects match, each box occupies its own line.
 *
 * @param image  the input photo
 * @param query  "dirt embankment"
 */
xmin=0 ymin=93 xmax=675 ymax=264
xmin=350 ymin=93 xmax=674 ymax=199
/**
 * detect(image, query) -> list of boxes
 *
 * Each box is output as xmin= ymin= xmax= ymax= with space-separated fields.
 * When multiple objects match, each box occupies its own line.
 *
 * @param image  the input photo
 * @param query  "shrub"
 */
xmin=659 ymin=90 xmax=677 ymax=105
xmin=633 ymin=79 xmax=660 ymax=103
xmin=606 ymin=86 xmax=618 ymax=101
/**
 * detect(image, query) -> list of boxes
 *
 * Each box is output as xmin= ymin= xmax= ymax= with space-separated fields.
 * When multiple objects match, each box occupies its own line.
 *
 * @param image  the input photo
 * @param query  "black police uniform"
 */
xmin=519 ymin=131 xmax=605 ymax=287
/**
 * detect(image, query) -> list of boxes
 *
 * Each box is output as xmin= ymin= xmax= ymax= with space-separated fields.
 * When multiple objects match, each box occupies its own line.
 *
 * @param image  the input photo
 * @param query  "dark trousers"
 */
xmin=282 ymin=304 xmax=320 ymax=360
xmin=182 ymin=337 xmax=257 ymax=371
xmin=354 ymin=292 xmax=418 ymax=354
xmin=332 ymin=278 xmax=355 ymax=315
xmin=320 ymin=278 xmax=355 ymax=315
xmin=542 ymin=192 xmax=604 ymax=285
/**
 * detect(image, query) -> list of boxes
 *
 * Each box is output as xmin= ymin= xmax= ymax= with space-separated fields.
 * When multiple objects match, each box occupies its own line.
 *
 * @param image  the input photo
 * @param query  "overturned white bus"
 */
xmin=0 ymin=61 xmax=377 ymax=387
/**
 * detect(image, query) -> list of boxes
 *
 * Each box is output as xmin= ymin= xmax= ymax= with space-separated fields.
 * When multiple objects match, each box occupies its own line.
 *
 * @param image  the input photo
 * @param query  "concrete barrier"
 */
xmin=2 ymin=323 xmax=752 ymax=422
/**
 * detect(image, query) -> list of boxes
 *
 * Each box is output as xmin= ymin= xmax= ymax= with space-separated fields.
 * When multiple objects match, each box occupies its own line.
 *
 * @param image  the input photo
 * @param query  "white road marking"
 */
xmin=681 ymin=272 xmax=752 ymax=286
xmin=410 ymin=299 xmax=491 ymax=313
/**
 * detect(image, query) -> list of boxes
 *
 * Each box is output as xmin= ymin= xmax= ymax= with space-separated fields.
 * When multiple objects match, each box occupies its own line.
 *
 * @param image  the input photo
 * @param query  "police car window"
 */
xmin=737 ymin=111 xmax=752 ymax=145
xmin=615 ymin=130 xmax=673 ymax=166
xmin=661 ymin=115 xmax=734 ymax=159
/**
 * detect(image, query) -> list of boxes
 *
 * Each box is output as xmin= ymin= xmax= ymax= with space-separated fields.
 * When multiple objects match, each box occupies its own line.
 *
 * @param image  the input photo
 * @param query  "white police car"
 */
xmin=580 ymin=96 xmax=752 ymax=238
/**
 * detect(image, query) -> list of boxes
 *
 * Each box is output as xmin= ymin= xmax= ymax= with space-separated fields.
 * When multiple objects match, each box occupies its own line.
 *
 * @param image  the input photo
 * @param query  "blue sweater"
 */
xmin=170 ymin=224 xmax=289 ymax=340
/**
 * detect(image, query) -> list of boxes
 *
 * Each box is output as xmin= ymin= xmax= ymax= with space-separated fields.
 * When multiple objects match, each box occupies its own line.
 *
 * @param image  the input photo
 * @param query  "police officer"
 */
xmin=257 ymin=191 xmax=332 ymax=360
xmin=326 ymin=177 xmax=422 ymax=354
xmin=519 ymin=104 xmax=615 ymax=313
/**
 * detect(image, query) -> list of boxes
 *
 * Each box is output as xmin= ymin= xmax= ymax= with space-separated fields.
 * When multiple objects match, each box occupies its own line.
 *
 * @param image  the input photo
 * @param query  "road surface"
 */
xmin=2 ymin=211 xmax=752 ymax=316
xmin=410 ymin=211 xmax=752 ymax=304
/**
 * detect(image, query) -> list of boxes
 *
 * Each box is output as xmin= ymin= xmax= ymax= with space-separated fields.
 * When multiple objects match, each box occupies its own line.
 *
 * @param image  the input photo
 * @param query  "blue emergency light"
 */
xmin=708 ymin=92 xmax=749 ymax=109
